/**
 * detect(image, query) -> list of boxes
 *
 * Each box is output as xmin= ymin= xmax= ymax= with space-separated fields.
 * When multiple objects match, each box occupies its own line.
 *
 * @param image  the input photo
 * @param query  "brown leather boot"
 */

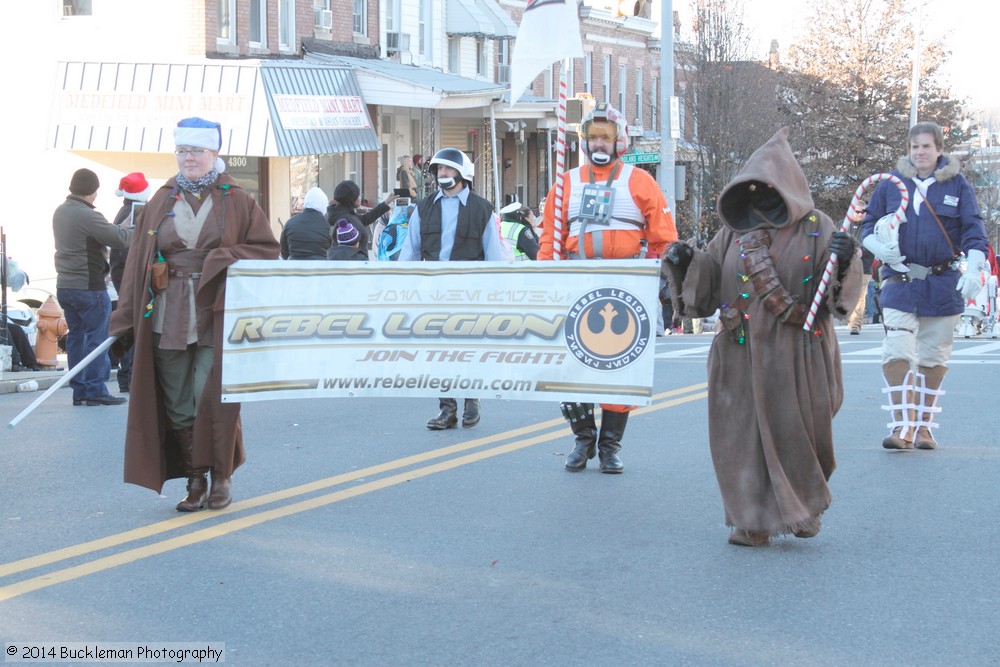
xmin=914 ymin=365 xmax=947 ymax=449
xmin=174 ymin=427 xmax=208 ymax=512
xmin=728 ymin=529 xmax=770 ymax=547
xmin=207 ymin=471 xmax=232 ymax=510
xmin=881 ymin=360 xmax=915 ymax=450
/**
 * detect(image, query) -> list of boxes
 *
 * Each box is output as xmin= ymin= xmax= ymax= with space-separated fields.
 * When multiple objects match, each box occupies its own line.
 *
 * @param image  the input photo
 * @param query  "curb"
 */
xmin=1 ymin=369 xmax=119 ymax=395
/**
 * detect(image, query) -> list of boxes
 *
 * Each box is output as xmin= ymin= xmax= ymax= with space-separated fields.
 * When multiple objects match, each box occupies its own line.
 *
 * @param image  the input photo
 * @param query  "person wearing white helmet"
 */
xmin=498 ymin=201 xmax=540 ymax=260
xmin=538 ymin=102 xmax=678 ymax=474
xmin=399 ymin=146 xmax=507 ymax=430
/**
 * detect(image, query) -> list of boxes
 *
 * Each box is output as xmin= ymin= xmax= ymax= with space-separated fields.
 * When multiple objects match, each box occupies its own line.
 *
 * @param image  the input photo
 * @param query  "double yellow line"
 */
xmin=0 ymin=383 xmax=707 ymax=602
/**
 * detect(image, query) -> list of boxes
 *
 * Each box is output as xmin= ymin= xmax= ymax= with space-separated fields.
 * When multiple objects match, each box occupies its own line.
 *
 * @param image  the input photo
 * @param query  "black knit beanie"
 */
xmin=69 ymin=168 xmax=100 ymax=196
xmin=333 ymin=180 xmax=360 ymax=208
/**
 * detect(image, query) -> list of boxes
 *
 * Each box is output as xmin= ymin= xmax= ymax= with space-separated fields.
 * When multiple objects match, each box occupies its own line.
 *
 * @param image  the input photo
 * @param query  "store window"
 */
xmin=223 ymin=155 xmax=262 ymax=207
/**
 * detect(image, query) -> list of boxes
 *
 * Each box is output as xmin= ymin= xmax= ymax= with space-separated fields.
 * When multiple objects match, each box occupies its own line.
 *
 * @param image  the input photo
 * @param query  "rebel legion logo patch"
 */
xmin=564 ymin=288 xmax=651 ymax=370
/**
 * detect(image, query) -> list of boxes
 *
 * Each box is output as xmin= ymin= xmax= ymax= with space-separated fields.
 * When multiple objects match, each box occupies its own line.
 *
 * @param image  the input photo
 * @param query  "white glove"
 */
xmin=862 ymin=234 xmax=908 ymax=272
xmin=957 ymin=249 xmax=987 ymax=301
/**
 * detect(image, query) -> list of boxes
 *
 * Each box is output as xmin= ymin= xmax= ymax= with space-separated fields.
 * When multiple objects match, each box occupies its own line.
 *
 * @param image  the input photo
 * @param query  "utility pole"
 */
xmin=909 ymin=2 xmax=923 ymax=127
xmin=658 ymin=0 xmax=676 ymax=214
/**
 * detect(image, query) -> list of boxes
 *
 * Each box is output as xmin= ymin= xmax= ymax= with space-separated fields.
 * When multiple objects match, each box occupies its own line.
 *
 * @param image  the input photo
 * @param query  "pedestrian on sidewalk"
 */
xmin=53 ymin=168 xmax=132 ymax=406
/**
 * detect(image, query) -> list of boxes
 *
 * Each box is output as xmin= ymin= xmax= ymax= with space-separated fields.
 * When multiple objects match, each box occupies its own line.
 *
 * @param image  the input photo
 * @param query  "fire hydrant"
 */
xmin=35 ymin=295 xmax=68 ymax=369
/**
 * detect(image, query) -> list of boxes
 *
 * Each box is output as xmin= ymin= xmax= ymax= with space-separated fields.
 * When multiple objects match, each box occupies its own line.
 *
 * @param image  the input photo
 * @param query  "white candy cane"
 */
xmin=804 ymin=173 xmax=909 ymax=332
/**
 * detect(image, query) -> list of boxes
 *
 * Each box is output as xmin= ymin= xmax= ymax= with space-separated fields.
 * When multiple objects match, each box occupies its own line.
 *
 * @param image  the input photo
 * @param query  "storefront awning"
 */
xmin=48 ymin=60 xmax=380 ymax=157
xmin=305 ymin=53 xmax=507 ymax=110
xmin=446 ymin=0 xmax=518 ymax=38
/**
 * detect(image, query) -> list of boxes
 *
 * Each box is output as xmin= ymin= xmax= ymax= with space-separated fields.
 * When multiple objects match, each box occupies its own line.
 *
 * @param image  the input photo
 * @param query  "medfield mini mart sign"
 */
xmin=221 ymin=260 xmax=660 ymax=405
xmin=621 ymin=148 xmax=659 ymax=165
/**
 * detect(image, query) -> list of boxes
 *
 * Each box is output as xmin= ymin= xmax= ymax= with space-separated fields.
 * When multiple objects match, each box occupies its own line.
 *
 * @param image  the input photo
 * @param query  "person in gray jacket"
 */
xmin=53 ymin=168 xmax=132 ymax=406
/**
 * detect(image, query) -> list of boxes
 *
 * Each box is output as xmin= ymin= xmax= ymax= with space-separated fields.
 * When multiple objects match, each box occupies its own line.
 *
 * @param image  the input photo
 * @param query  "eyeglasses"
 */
xmin=584 ymin=132 xmax=616 ymax=142
xmin=175 ymin=148 xmax=209 ymax=157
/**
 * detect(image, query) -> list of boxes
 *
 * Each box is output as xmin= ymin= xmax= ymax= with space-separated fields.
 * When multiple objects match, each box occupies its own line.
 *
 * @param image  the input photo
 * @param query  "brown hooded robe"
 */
xmin=667 ymin=128 xmax=862 ymax=536
xmin=109 ymin=174 xmax=279 ymax=493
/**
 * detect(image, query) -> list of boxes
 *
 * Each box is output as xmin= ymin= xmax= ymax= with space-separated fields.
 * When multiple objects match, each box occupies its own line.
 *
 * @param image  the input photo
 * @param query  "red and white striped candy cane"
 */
xmin=551 ymin=64 xmax=569 ymax=260
xmin=803 ymin=172 xmax=909 ymax=332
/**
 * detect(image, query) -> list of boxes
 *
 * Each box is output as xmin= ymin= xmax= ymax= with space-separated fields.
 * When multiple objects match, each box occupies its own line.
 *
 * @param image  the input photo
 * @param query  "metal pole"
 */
xmin=909 ymin=3 xmax=922 ymax=128
xmin=490 ymin=101 xmax=502 ymax=208
xmin=658 ymin=0 xmax=676 ymax=214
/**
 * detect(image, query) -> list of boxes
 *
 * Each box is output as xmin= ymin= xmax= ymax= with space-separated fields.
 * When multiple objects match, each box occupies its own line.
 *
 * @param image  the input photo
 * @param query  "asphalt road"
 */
xmin=1 ymin=325 xmax=998 ymax=666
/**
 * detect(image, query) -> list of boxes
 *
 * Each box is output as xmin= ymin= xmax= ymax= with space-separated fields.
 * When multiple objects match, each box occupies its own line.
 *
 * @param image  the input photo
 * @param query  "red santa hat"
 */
xmin=115 ymin=172 xmax=151 ymax=202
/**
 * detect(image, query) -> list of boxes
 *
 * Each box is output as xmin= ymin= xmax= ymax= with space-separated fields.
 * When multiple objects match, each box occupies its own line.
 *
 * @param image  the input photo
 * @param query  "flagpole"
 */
xmin=552 ymin=59 xmax=569 ymax=261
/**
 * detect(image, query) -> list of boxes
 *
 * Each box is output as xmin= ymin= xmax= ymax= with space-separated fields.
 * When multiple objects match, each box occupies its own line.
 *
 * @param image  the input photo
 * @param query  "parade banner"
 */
xmin=221 ymin=260 xmax=660 ymax=405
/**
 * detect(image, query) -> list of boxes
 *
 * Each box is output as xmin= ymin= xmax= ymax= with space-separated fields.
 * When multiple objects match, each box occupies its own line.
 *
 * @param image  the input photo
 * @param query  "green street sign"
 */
xmin=621 ymin=152 xmax=659 ymax=164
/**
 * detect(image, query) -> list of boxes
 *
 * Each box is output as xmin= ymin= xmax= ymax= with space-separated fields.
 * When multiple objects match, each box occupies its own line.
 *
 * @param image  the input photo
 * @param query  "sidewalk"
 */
xmin=0 ymin=366 xmax=69 ymax=395
xmin=0 ymin=354 xmax=118 ymax=395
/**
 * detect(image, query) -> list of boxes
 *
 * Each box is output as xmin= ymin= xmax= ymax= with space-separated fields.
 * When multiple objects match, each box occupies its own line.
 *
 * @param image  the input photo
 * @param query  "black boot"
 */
xmin=598 ymin=410 xmax=629 ymax=474
xmin=462 ymin=399 xmax=481 ymax=428
xmin=427 ymin=398 xmax=459 ymax=430
xmin=564 ymin=408 xmax=598 ymax=472
xmin=174 ymin=427 xmax=208 ymax=512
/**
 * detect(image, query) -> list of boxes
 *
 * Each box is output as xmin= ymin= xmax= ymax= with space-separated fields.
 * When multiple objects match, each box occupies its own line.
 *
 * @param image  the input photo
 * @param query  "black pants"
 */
xmin=4 ymin=321 xmax=38 ymax=369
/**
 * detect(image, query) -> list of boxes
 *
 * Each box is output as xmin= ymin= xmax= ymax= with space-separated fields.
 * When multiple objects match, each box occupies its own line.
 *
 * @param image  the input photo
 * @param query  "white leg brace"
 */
xmin=882 ymin=369 xmax=917 ymax=439
xmin=912 ymin=369 xmax=944 ymax=445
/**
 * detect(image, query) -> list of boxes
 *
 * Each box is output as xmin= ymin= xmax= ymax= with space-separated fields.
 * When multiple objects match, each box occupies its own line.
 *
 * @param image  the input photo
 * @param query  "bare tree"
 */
xmin=782 ymin=0 xmax=961 ymax=217
xmin=677 ymin=0 xmax=788 ymax=240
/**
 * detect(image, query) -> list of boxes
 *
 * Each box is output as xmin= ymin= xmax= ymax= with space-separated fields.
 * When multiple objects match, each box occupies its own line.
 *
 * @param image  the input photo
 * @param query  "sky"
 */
xmin=669 ymin=0 xmax=999 ymax=110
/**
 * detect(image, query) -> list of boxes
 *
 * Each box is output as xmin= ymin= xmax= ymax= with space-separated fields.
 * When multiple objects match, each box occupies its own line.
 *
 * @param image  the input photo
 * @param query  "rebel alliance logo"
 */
xmin=564 ymin=288 xmax=651 ymax=370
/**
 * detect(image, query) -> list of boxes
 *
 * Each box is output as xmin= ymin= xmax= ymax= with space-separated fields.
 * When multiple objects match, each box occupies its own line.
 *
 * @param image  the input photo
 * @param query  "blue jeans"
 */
xmin=57 ymin=288 xmax=112 ymax=401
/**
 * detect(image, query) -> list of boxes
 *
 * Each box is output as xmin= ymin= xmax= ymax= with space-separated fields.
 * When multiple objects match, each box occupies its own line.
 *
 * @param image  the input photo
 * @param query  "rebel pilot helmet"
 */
xmin=580 ymin=102 xmax=628 ymax=166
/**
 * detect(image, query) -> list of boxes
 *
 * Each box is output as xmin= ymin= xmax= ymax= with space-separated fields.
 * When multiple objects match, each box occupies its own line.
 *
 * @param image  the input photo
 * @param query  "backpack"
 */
xmin=377 ymin=204 xmax=412 ymax=261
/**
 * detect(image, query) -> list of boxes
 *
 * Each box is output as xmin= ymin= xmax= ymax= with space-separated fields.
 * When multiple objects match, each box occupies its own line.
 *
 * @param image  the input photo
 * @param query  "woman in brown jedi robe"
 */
xmin=110 ymin=117 xmax=279 ymax=512
xmin=663 ymin=128 xmax=863 ymax=546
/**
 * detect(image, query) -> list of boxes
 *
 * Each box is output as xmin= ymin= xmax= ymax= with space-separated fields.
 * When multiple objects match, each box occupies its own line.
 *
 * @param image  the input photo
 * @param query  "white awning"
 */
xmin=305 ymin=54 xmax=507 ymax=110
xmin=49 ymin=60 xmax=379 ymax=156
xmin=447 ymin=0 xmax=518 ymax=38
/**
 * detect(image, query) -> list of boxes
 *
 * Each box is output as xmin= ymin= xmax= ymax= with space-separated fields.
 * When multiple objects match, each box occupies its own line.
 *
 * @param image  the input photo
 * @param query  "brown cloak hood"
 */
xmin=717 ymin=127 xmax=815 ymax=233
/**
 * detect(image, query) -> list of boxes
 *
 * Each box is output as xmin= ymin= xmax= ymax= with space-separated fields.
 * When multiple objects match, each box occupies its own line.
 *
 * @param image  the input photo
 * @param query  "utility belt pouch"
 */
xmin=150 ymin=257 xmax=168 ymax=293
xmin=719 ymin=306 xmax=743 ymax=333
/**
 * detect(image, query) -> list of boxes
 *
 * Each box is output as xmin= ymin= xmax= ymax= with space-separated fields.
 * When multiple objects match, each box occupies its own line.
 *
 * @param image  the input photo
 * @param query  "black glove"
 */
xmin=110 ymin=331 xmax=135 ymax=359
xmin=560 ymin=402 xmax=594 ymax=424
xmin=665 ymin=242 xmax=694 ymax=269
xmin=828 ymin=231 xmax=855 ymax=280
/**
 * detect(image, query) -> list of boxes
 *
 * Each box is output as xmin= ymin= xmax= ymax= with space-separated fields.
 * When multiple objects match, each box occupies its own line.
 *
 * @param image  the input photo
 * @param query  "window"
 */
xmin=278 ymin=0 xmax=295 ymax=51
xmin=217 ymin=0 xmax=236 ymax=46
xmin=250 ymin=0 xmax=266 ymax=48
xmin=602 ymin=55 xmax=611 ymax=104
xmin=544 ymin=65 xmax=554 ymax=98
xmin=448 ymin=37 xmax=461 ymax=74
xmin=635 ymin=67 xmax=643 ymax=126
xmin=63 ymin=0 xmax=91 ymax=16
xmin=584 ymin=54 xmax=592 ymax=95
xmin=353 ymin=0 xmax=366 ymax=34
xmin=419 ymin=0 xmax=432 ymax=58
xmin=651 ymin=77 xmax=658 ymax=131
xmin=476 ymin=38 xmax=486 ymax=77
xmin=619 ymin=64 xmax=627 ymax=114
xmin=565 ymin=59 xmax=575 ymax=97
xmin=498 ymin=40 xmax=511 ymax=84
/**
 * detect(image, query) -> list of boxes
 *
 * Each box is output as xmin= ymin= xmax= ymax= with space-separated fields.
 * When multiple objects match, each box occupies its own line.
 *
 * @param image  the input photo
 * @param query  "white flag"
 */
xmin=509 ymin=0 xmax=584 ymax=104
